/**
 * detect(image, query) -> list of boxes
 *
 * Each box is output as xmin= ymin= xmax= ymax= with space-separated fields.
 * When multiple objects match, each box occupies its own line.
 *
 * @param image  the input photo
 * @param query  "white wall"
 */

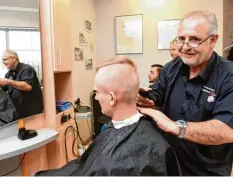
xmin=0 ymin=0 xmax=38 ymax=8
xmin=0 ymin=0 xmax=39 ymax=28
xmin=95 ymin=0 xmax=224 ymax=87
xmin=0 ymin=10 xmax=39 ymax=78
xmin=0 ymin=11 xmax=39 ymax=28
xmin=71 ymin=0 xmax=96 ymax=106
xmin=223 ymin=0 xmax=233 ymax=57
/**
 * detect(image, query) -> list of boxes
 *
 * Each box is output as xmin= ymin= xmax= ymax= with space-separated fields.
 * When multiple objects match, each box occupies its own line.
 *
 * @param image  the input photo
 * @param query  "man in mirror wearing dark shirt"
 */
xmin=0 ymin=49 xmax=43 ymax=118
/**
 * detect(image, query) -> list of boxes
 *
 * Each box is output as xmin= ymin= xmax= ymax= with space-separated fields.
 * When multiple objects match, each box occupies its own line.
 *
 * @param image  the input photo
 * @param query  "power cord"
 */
xmin=71 ymin=99 xmax=94 ymax=140
xmin=72 ymin=117 xmax=85 ymax=145
xmin=64 ymin=126 xmax=79 ymax=163
xmin=86 ymin=119 xmax=92 ymax=139
xmin=2 ymin=153 xmax=25 ymax=176
xmin=64 ymin=126 xmax=73 ymax=162
xmin=63 ymin=100 xmax=93 ymax=162
xmin=69 ymin=101 xmax=92 ymax=144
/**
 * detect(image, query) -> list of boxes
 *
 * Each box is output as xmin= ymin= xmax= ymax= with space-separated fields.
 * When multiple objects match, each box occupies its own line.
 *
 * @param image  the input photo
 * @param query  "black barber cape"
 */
xmin=36 ymin=117 xmax=181 ymax=176
xmin=0 ymin=87 xmax=17 ymax=127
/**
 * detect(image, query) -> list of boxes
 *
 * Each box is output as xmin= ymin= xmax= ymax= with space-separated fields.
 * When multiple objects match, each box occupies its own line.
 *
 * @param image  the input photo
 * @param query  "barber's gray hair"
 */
xmin=3 ymin=49 xmax=19 ymax=61
xmin=181 ymin=10 xmax=218 ymax=35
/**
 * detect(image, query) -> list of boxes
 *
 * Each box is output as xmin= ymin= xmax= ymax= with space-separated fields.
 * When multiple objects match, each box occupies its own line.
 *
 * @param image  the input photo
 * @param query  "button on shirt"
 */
xmin=149 ymin=52 xmax=233 ymax=176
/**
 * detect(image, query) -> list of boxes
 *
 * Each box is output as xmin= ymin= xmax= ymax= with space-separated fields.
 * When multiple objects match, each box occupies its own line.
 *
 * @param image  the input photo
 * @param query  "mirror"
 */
xmin=0 ymin=0 xmax=43 ymax=127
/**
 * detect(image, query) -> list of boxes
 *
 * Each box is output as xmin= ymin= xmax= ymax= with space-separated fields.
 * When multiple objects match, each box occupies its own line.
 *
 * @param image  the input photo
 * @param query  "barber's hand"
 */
xmin=136 ymin=94 xmax=155 ymax=108
xmin=136 ymin=88 xmax=155 ymax=108
xmin=0 ymin=78 xmax=10 ymax=86
xmin=137 ymin=107 xmax=179 ymax=135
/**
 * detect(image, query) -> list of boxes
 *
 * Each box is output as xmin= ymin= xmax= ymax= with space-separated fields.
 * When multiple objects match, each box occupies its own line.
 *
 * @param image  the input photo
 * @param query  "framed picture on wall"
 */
xmin=157 ymin=19 xmax=180 ymax=50
xmin=79 ymin=32 xmax=88 ymax=47
xmin=115 ymin=14 xmax=143 ymax=54
xmin=85 ymin=19 xmax=92 ymax=33
xmin=85 ymin=58 xmax=93 ymax=70
xmin=74 ymin=47 xmax=83 ymax=61
xmin=90 ymin=42 xmax=94 ymax=53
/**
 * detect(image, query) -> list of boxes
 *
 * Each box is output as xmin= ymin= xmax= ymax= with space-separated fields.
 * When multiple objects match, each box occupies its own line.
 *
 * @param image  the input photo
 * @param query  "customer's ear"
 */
xmin=109 ymin=92 xmax=116 ymax=106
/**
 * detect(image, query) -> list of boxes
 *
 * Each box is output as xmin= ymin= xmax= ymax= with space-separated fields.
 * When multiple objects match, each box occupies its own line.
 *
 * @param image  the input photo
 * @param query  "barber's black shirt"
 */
xmin=149 ymin=52 xmax=233 ymax=176
xmin=5 ymin=62 xmax=43 ymax=118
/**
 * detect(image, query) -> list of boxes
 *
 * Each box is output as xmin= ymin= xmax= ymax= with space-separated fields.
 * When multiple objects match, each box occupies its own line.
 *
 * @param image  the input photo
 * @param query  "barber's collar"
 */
xmin=9 ymin=62 xmax=21 ymax=74
xmin=180 ymin=52 xmax=217 ymax=82
xmin=111 ymin=111 xmax=143 ymax=129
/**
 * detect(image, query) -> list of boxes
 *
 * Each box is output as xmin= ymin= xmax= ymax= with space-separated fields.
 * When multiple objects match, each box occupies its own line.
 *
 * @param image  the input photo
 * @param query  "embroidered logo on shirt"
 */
xmin=202 ymin=86 xmax=216 ymax=102
xmin=207 ymin=95 xmax=215 ymax=102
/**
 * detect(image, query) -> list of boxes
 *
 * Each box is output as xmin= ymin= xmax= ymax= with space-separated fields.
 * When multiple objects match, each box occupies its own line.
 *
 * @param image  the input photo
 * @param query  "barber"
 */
xmin=0 ymin=50 xmax=43 ymax=118
xmin=137 ymin=10 xmax=233 ymax=176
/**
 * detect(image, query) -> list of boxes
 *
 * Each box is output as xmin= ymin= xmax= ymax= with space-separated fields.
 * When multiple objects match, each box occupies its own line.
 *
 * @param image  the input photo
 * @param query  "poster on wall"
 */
xmin=90 ymin=42 xmax=94 ymax=53
xmin=157 ymin=19 xmax=180 ymax=49
xmin=79 ymin=33 xmax=88 ymax=47
xmin=115 ymin=14 xmax=143 ymax=54
xmin=85 ymin=19 xmax=92 ymax=33
xmin=74 ymin=47 xmax=83 ymax=61
xmin=85 ymin=58 xmax=92 ymax=70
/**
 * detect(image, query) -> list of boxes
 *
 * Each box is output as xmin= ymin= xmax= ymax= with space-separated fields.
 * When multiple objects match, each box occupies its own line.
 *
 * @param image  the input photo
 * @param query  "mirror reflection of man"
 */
xmin=169 ymin=41 xmax=180 ymax=60
xmin=0 ymin=50 xmax=43 ymax=118
xmin=148 ymin=64 xmax=163 ymax=84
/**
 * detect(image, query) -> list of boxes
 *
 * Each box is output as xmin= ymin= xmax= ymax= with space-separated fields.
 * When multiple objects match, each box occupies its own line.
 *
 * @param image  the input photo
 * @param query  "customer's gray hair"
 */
xmin=181 ymin=10 xmax=218 ymax=35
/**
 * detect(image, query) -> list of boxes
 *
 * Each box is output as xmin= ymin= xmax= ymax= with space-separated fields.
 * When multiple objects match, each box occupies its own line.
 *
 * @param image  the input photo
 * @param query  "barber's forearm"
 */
xmin=9 ymin=80 xmax=32 ymax=91
xmin=184 ymin=120 xmax=233 ymax=145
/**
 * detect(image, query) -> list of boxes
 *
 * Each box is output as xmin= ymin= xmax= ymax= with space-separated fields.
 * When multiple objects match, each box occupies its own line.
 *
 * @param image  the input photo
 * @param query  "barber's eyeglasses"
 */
xmin=173 ymin=34 xmax=214 ymax=48
xmin=2 ymin=57 xmax=12 ymax=62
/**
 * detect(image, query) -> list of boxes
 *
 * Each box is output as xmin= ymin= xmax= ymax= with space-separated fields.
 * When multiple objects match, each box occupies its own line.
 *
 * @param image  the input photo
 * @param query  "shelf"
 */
xmin=0 ymin=128 xmax=59 ymax=160
xmin=75 ymin=112 xmax=92 ymax=119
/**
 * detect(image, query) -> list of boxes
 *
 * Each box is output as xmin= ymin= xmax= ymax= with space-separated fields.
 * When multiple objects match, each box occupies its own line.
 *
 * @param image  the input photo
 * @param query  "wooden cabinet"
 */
xmin=38 ymin=0 xmax=75 ymax=172
xmin=47 ymin=119 xmax=78 ymax=169
xmin=51 ymin=0 xmax=73 ymax=72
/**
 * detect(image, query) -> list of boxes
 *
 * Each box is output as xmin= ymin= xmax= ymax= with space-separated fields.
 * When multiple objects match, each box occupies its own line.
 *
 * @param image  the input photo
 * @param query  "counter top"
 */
xmin=0 ymin=128 xmax=59 ymax=160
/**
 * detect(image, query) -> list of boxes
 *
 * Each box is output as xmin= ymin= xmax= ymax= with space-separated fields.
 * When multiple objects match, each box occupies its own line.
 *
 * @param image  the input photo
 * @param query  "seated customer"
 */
xmin=0 ymin=87 xmax=17 ymax=127
xmin=35 ymin=56 xmax=181 ymax=176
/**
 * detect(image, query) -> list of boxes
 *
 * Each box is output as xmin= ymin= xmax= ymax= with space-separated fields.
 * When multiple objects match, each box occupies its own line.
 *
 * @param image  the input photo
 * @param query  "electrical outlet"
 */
xmin=68 ymin=114 xmax=71 ymax=120
xmin=61 ymin=114 xmax=69 ymax=124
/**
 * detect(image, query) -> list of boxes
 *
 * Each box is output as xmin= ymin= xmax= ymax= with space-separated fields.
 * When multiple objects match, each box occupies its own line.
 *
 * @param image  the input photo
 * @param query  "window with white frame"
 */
xmin=0 ymin=28 xmax=42 ymax=84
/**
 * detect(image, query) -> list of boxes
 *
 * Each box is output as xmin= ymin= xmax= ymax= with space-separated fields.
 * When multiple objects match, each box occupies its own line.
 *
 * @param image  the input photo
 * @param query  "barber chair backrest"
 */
xmin=0 ymin=88 xmax=18 ymax=127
